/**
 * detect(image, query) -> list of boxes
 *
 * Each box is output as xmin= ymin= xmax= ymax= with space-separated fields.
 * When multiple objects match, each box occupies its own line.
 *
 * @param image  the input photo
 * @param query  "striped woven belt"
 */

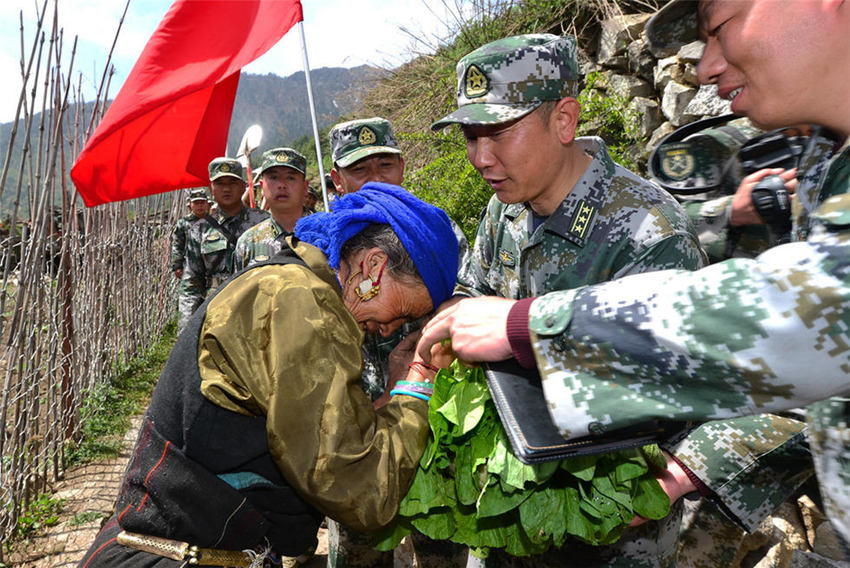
xmin=116 ymin=530 xmax=255 ymax=567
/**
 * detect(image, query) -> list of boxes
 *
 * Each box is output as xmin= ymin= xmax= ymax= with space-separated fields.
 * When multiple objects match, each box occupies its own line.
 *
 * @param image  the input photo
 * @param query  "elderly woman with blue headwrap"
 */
xmin=80 ymin=183 xmax=459 ymax=567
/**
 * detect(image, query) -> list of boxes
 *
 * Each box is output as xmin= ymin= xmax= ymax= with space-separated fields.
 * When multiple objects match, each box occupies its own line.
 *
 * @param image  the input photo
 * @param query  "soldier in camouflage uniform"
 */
xmin=426 ymin=33 xmax=814 ymax=567
xmin=419 ymin=0 xmax=850 ymax=564
xmin=174 ymin=189 xmax=210 ymax=333
xmin=180 ymin=157 xmax=268 ymax=328
xmin=304 ymin=184 xmax=320 ymax=214
xmin=171 ymin=188 xmax=210 ymax=280
xmin=651 ymin=119 xmax=843 ymax=566
xmin=651 ymin=118 xmax=838 ymax=265
xmin=233 ymin=148 xmax=308 ymax=271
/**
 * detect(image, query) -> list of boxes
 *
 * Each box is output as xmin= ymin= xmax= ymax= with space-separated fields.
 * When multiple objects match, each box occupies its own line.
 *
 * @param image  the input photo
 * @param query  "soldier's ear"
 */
xmin=330 ymin=168 xmax=343 ymax=191
xmin=552 ymin=97 xmax=580 ymax=145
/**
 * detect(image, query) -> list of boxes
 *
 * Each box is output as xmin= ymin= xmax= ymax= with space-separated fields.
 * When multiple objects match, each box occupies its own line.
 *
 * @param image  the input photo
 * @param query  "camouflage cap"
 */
xmin=187 ymin=188 xmax=210 ymax=202
xmin=208 ymin=157 xmax=245 ymax=182
xmin=650 ymin=116 xmax=761 ymax=194
xmin=307 ymin=185 xmax=321 ymax=198
xmin=330 ymin=117 xmax=401 ymax=168
xmin=431 ymin=34 xmax=580 ymax=131
xmin=645 ymin=0 xmax=699 ymax=50
xmin=256 ymin=147 xmax=307 ymax=177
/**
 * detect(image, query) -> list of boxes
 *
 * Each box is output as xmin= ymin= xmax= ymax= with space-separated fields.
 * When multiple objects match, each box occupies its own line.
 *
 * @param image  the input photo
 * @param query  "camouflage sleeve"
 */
xmin=681 ymin=196 xmax=774 ymax=263
xmin=454 ymin=195 xmax=500 ymax=297
xmin=170 ymin=218 xmax=188 ymax=272
xmin=662 ymin=414 xmax=812 ymax=530
xmin=451 ymin=218 xmax=471 ymax=272
xmin=613 ymin=230 xmax=707 ymax=277
xmin=232 ymin=233 xmax=248 ymax=273
xmin=181 ymin=225 xmax=208 ymax=314
xmin=526 ymin=225 xmax=850 ymax=438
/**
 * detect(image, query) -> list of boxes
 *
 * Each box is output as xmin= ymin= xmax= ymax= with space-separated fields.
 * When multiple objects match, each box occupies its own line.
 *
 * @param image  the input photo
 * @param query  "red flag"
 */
xmin=71 ymin=0 xmax=303 ymax=207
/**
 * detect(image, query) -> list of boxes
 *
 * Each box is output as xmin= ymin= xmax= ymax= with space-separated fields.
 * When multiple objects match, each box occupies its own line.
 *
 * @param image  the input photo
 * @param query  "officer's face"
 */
xmin=304 ymin=193 xmax=317 ymax=210
xmin=261 ymin=167 xmax=306 ymax=216
xmin=189 ymin=200 xmax=208 ymax=217
xmin=210 ymin=177 xmax=244 ymax=209
xmin=341 ymin=249 xmax=433 ymax=337
xmin=696 ymin=0 xmax=838 ymax=132
xmin=332 ymin=154 xmax=404 ymax=195
xmin=462 ymin=108 xmax=565 ymax=211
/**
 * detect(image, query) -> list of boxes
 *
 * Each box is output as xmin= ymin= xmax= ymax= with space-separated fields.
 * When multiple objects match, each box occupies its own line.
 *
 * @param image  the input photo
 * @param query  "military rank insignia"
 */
xmin=358 ymin=127 xmax=376 ymax=145
xmin=659 ymin=143 xmax=696 ymax=181
xmin=498 ymin=248 xmax=516 ymax=267
xmin=464 ymin=64 xmax=489 ymax=98
xmin=569 ymin=200 xmax=596 ymax=241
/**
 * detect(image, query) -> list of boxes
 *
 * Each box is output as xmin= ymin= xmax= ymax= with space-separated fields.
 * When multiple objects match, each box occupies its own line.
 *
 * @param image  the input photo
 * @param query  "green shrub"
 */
xmin=402 ymin=132 xmax=491 ymax=243
xmin=577 ymin=71 xmax=645 ymax=172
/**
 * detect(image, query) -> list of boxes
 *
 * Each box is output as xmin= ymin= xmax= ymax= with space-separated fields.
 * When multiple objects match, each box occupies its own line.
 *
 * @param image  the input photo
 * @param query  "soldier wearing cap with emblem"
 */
xmin=181 ymin=157 xmax=268 ymax=326
xmin=171 ymin=188 xmax=210 ymax=281
xmin=329 ymin=117 xmax=405 ymax=196
xmin=233 ymin=148 xmax=309 ymax=271
xmin=650 ymin=117 xmax=839 ymax=264
xmin=173 ymin=188 xmax=211 ymax=333
xmin=418 ymin=1 xmax=850 ymax=565
xmin=304 ymin=184 xmax=321 ymax=214
xmin=424 ymin=33 xmax=813 ymax=568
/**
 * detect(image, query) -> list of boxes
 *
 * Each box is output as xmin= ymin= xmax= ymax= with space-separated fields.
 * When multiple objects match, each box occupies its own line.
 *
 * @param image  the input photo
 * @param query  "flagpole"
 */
xmin=298 ymin=21 xmax=329 ymax=211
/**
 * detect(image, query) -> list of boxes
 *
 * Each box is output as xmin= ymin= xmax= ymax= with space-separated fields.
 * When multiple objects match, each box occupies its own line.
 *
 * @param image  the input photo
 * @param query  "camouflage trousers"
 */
xmin=326 ymin=519 xmax=469 ymax=568
xmin=176 ymin=284 xmax=200 ymax=336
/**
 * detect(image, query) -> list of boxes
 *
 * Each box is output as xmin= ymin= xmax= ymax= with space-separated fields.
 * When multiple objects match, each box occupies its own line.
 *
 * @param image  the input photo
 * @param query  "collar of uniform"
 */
xmin=269 ymin=217 xmax=287 ymax=236
xmin=513 ymin=136 xmax=608 ymax=247
xmin=214 ymin=205 xmax=248 ymax=224
xmin=503 ymin=202 xmax=526 ymax=220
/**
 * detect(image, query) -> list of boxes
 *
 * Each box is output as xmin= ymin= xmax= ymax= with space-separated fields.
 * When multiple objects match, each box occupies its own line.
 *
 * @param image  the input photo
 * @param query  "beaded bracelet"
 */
xmin=396 ymin=380 xmax=433 ymax=389
xmin=394 ymin=381 xmax=434 ymax=396
xmin=389 ymin=389 xmax=431 ymax=402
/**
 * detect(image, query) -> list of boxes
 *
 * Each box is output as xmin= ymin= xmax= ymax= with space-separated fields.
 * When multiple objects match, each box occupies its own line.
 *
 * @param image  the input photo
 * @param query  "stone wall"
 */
xmin=579 ymin=12 xmax=733 ymax=167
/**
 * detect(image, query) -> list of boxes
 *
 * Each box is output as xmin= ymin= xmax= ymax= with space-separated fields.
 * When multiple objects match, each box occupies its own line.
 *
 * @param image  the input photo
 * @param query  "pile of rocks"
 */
xmin=578 ymin=12 xmax=733 ymax=163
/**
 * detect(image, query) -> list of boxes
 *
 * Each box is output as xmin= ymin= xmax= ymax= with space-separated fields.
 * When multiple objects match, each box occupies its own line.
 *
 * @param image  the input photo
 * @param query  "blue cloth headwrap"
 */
xmin=295 ymin=182 xmax=458 ymax=308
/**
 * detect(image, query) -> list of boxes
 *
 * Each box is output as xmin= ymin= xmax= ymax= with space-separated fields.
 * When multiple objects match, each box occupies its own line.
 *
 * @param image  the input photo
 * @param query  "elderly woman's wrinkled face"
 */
xmin=341 ymin=248 xmax=433 ymax=337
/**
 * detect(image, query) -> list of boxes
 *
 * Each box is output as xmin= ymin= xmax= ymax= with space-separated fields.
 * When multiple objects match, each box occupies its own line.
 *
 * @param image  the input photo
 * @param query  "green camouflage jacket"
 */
xmin=233 ymin=217 xmax=291 ymax=272
xmin=182 ymin=206 xmax=268 ymax=314
xmin=456 ymin=137 xmax=707 ymax=299
xmin=528 ymin=139 xmax=850 ymax=546
xmin=170 ymin=213 xmax=201 ymax=272
xmin=458 ymin=137 xmax=810 ymax=537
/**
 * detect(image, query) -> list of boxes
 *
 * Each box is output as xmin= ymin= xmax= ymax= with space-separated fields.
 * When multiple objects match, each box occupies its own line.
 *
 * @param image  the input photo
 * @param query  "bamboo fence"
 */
xmin=0 ymin=0 xmax=182 ymax=550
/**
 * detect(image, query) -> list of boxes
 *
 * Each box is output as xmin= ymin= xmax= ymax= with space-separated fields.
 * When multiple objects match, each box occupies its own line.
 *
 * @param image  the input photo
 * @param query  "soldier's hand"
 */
xmin=417 ymin=296 xmax=515 ymax=363
xmin=730 ymin=168 xmax=797 ymax=227
xmin=629 ymin=450 xmax=698 ymax=527
xmin=173 ymin=268 xmax=183 ymax=279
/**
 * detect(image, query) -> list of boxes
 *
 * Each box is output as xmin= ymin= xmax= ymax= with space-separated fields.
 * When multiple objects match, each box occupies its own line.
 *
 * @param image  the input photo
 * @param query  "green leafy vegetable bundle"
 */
xmin=374 ymin=362 xmax=670 ymax=557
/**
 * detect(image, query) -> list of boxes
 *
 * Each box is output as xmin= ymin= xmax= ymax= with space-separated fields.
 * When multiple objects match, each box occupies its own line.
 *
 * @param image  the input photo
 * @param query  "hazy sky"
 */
xmin=0 ymin=0 xmax=468 ymax=123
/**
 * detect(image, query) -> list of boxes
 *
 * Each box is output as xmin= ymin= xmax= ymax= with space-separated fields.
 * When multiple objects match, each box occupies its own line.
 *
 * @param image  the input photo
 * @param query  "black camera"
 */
xmin=750 ymin=175 xmax=792 ymax=244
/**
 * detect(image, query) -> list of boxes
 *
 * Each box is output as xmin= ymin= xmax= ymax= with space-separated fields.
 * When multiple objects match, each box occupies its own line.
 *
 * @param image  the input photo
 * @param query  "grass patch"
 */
xmin=66 ymin=319 xmax=177 ymax=467
xmin=6 ymin=493 xmax=65 ymax=546
xmin=68 ymin=510 xmax=107 ymax=527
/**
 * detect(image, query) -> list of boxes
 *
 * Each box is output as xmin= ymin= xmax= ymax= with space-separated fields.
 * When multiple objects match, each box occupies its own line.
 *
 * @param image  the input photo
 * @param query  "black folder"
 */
xmin=483 ymin=359 xmax=681 ymax=464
